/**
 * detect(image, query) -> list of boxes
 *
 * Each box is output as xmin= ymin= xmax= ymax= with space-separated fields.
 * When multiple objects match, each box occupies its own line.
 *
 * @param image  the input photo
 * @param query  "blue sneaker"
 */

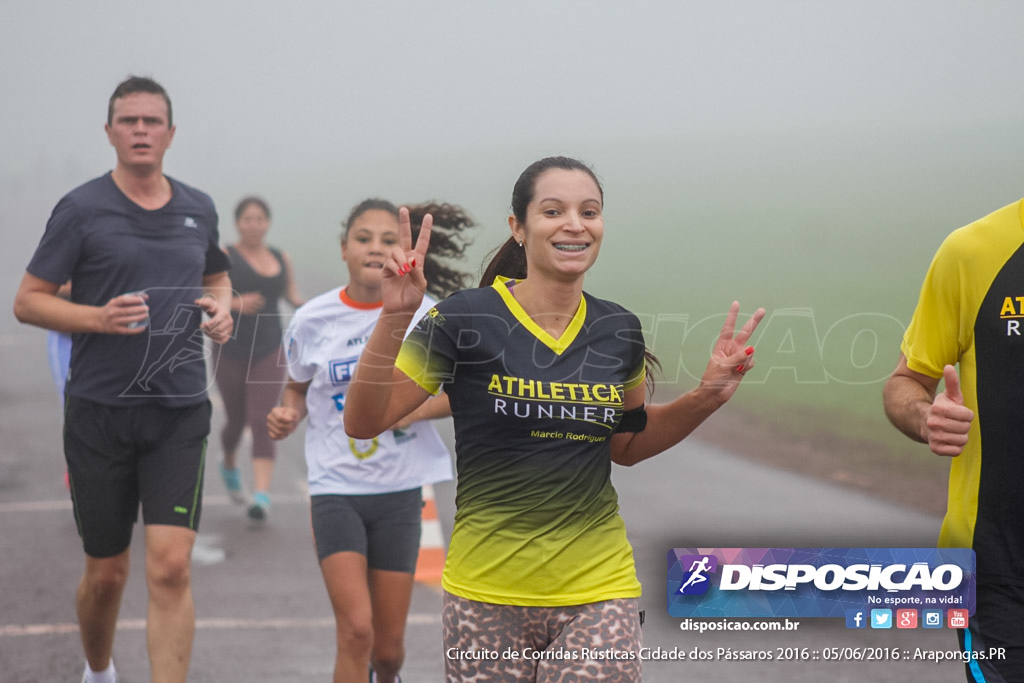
xmin=248 ymin=491 xmax=271 ymax=523
xmin=219 ymin=462 xmax=248 ymax=505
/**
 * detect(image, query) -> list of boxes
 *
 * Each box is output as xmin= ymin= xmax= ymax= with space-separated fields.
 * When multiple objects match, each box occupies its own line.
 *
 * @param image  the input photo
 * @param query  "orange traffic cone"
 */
xmin=415 ymin=483 xmax=446 ymax=583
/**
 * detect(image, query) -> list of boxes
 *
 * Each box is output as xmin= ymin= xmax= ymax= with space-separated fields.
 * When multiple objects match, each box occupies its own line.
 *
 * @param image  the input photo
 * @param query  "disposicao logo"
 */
xmin=667 ymin=548 xmax=975 ymax=619
xmin=676 ymin=555 xmax=718 ymax=595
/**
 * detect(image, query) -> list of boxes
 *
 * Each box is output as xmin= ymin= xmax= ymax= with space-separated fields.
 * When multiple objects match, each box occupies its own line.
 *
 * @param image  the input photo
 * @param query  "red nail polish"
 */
xmin=745 ymin=346 xmax=755 ymax=355
xmin=411 ymin=258 xmax=417 ymax=268
xmin=736 ymin=365 xmax=745 ymax=373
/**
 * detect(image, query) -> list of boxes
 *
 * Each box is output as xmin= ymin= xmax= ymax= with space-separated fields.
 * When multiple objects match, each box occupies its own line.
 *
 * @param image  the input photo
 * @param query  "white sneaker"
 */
xmin=81 ymin=661 xmax=117 ymax=683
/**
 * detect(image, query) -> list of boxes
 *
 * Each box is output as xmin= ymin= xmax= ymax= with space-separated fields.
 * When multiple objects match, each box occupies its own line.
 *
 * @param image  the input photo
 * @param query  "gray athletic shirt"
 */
xmin=27 ymin=172 xmax=231 ymax=407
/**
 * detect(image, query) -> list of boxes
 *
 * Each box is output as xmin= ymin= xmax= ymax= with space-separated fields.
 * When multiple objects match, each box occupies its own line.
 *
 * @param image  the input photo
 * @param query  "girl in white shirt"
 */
xmin=267 ymin=198 xmax=473 ymax=683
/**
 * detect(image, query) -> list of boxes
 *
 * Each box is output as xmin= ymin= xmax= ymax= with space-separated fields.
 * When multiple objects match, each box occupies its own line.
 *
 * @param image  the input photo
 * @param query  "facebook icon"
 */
xmin=845 ymin=609 xmax=867 ymax=629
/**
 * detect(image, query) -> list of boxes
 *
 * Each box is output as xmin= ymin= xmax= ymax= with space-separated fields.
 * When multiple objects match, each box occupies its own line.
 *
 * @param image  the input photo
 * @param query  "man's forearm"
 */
xmin=883 ymin=375 xmax=933 ymax=444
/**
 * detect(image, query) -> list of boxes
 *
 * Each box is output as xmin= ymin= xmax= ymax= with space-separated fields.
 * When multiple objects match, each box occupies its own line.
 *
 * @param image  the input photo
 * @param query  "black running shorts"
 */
xmin=64 ymin=396 xmax=211 ymax=558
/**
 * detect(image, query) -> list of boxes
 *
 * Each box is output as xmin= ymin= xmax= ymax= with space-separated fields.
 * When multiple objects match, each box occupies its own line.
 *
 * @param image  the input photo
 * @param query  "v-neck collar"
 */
xmin=492 ymin=277 xmax=586 ymax=355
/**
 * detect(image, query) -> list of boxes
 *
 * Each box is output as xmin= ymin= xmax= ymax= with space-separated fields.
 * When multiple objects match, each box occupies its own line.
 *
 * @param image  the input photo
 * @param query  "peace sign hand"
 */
xmin=382 ymin=207 xmax=432 ymax=315
xmin=699 ymin=301 xmax=766 ymax=406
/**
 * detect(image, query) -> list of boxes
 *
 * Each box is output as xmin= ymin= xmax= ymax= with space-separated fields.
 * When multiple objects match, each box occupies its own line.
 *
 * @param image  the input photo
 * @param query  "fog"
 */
xmin=4 ymin=0 xmax=1024 ymax=421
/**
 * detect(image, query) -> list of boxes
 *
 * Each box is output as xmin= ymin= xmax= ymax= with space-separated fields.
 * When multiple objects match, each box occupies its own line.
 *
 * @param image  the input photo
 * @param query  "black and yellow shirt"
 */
xmin=397 ymin=278 xmax=647 ymax=605
xmin=902 ymin=199 xmax=1024 ymax=586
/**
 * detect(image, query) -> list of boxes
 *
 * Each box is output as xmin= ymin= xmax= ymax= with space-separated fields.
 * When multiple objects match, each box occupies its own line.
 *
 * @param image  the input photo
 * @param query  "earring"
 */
xmin=518 ymin=240 xmax=524 ymax=247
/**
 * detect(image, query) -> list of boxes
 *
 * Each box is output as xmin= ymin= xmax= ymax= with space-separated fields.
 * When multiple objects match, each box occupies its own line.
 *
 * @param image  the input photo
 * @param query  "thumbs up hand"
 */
xmin=925 ymin=365 xmax=975 ymax=457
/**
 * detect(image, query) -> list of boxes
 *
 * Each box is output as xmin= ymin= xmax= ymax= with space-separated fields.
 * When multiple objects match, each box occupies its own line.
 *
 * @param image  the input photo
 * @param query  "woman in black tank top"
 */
xmin=213 ymin=196 xmax=304 ymax=523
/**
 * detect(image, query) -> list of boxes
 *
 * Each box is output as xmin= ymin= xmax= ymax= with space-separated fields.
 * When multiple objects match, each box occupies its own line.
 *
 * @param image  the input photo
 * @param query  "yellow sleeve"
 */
xmin=901 ymin=229 xmax=970 ymax=378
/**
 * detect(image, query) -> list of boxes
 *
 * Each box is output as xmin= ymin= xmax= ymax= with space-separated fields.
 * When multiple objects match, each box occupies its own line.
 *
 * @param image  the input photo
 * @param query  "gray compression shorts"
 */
xmin=310 ymin=488 xmax=423 ymax=572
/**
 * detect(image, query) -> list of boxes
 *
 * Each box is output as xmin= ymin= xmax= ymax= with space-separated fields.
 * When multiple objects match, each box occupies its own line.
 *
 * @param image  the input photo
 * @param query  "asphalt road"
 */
xmin=0 ymin=326 xmax=969 ymax=682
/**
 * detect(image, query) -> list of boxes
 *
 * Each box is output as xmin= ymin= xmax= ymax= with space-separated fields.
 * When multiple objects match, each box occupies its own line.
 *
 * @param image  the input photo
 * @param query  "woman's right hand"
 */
xmin=267 ymin=406 xmax=300 ymax=440
xmin=381 ymin=207 xmax=432 ymax=315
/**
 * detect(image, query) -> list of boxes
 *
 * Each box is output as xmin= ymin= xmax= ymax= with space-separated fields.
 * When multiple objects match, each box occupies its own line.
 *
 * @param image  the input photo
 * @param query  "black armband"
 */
xmin=615 ymin=405 xmax=648 ymax=433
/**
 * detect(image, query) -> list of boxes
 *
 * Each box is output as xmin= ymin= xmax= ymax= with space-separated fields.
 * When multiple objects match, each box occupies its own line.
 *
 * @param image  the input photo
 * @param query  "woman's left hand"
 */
xmin=699 ymin=301 xmax=766 ymax=405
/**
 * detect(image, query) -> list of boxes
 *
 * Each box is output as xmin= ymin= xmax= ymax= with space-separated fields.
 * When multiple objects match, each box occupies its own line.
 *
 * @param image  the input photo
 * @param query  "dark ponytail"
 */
xmin=479 ymin=237 xmax=527 ymax=287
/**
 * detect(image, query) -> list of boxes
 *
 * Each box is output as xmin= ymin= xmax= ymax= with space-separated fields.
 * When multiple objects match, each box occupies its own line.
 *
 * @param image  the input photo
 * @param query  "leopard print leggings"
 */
xmin=442 ymin=591 xmax=642 ymax=682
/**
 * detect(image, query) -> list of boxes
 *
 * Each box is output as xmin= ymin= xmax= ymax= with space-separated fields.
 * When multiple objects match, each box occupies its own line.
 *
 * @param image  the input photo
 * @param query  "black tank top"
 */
xmin=220 ymin=245 xmax=287 ymax=360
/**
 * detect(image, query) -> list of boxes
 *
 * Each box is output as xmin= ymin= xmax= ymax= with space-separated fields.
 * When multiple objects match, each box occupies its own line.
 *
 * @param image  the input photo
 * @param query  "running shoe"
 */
xmin=219 ymin=462 xmax=248 ymax=505
xmin=248 ymin=491 xmax=271 ymax=523
xmin=81 ymin=661 xmax=118 ymax=683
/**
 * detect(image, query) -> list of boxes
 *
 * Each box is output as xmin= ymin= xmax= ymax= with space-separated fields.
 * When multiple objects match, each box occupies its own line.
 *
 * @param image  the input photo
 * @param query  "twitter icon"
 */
xmin=870 ymin=609 xmax=892 ymax=629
